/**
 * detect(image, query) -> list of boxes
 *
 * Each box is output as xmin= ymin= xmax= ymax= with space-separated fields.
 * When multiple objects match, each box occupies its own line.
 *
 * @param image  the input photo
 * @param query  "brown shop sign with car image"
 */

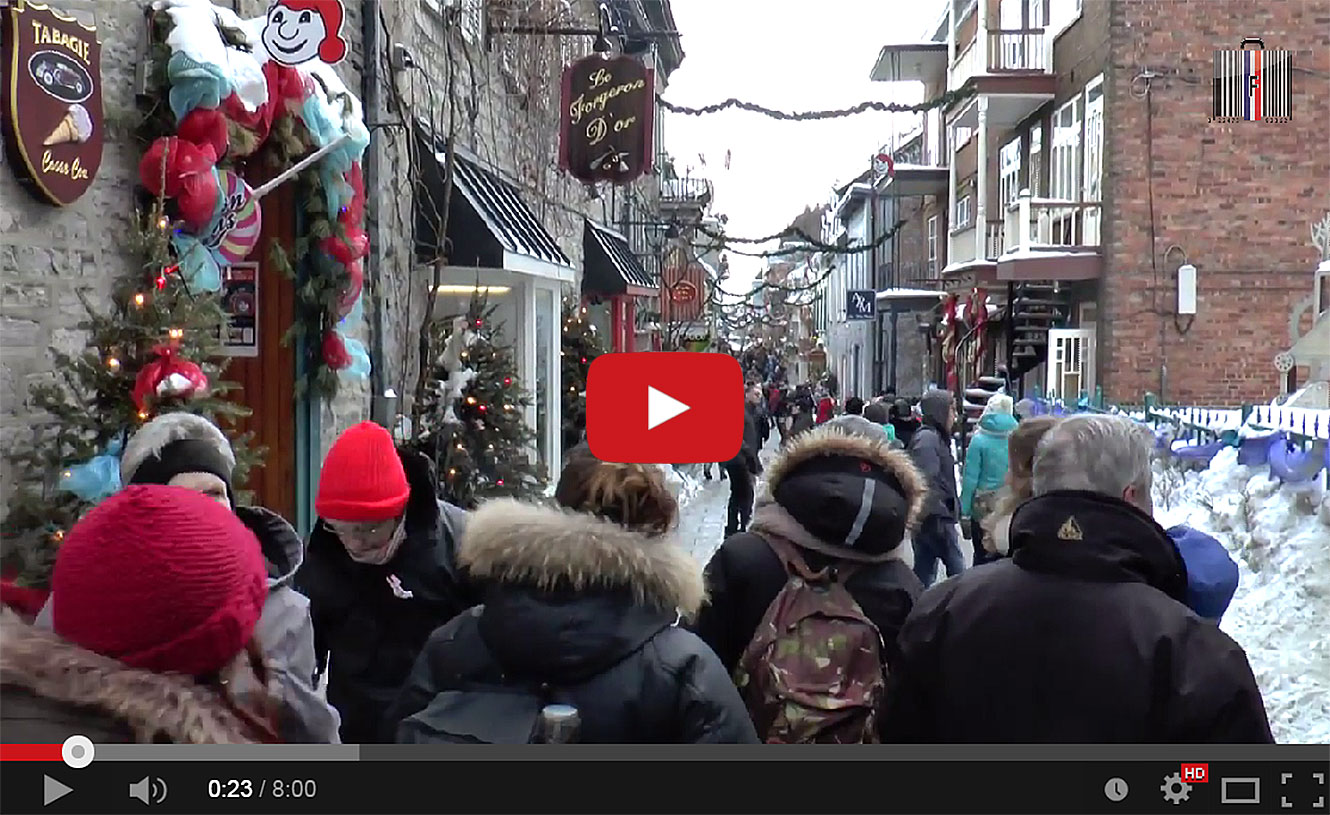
xmin=1 ymin=0 xmax=102 ymax=205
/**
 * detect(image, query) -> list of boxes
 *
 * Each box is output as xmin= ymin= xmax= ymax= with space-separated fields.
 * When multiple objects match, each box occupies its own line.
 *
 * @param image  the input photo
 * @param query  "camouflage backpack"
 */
xmin=733 ymin=532 xmax=887 ymax=744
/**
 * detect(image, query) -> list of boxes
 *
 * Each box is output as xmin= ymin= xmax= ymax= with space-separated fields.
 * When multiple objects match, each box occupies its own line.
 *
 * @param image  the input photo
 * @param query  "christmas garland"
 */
xmin=138 ymin=0 xmax=371 ymax=399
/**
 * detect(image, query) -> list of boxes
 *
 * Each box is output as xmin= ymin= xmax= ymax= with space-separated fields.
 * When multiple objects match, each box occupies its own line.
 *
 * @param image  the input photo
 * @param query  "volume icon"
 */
xmin=128 ymin=776 xmax=167 ymax=806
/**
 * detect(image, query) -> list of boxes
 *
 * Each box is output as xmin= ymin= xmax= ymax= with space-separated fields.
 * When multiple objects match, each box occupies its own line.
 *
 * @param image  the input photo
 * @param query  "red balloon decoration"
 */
xmin=177 ymin=108 xmax=229 ymax=161
xmin=335 ymin=261 xmax=364 ymax=318
xmin=138 ymin=136 xmax=220 ymax=233
xmin=322 ymin=331 xmax=351 ymax=370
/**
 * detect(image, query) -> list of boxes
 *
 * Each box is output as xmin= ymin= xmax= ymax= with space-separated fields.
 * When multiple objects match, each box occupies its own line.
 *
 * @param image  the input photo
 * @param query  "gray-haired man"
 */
xmin=882 ymin=414 xmax=1273 ymax=743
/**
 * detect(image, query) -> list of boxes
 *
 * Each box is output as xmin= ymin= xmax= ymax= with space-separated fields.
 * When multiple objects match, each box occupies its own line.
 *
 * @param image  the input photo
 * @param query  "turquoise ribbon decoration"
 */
xmin=167 ymin=52 xmax=232 ymax=121
xmin=338 ymin=292 xmax=365 ymax=331
xmin=337 ymin=331 xmax=372 ymax=381
xmin=58 ymin=437 xmax=125 ymax=502
xmin=171 ymin=233 xmax=223 ymax=293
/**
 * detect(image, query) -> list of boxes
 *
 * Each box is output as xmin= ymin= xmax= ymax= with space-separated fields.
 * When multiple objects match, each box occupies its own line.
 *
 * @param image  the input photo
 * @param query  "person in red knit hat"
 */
xmin=296 ymin=421 xmax=473 ymax=743
xmin=29 ymin=411 xmax=341 ymax=744
xmin=1 ymin=486 xmax=281 ymax=744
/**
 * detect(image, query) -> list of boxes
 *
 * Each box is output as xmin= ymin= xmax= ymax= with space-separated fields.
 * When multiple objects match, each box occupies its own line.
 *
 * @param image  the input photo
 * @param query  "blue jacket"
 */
xmin=1167 ymin=525 xmax=1239 ymax=623
xmin=960 ymin=412 xmax=1019 ymax=516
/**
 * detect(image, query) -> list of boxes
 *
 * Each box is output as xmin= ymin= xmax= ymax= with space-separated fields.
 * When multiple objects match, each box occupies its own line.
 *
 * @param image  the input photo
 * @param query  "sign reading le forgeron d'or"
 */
xmin=1 ymin=0 xmax=103 ymax=205
xmin=559 ymin=53 xmax=654 ymax=185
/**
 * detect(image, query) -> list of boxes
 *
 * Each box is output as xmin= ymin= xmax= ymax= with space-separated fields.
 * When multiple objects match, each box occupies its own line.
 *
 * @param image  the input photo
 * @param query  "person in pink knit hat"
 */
xmin=1 ymin=485 xmax=280 ymax=744
xmin=296 ymin=421 xmax=473 ymax=743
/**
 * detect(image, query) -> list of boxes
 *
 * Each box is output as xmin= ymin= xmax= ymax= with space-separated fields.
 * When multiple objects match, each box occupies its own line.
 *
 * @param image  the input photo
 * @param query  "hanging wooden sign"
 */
xmin=559 ymin=53 xmax=654 ymax=185
xmin=1 ymin=0 xmax=102 ymax=205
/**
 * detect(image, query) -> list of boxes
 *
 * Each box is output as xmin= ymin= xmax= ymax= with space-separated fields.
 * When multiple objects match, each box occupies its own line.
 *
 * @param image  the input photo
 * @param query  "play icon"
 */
xmin=646 ymin=386 xmax=690 ymax=430
xmin=44 ymin=775 xmax=72 ymax=806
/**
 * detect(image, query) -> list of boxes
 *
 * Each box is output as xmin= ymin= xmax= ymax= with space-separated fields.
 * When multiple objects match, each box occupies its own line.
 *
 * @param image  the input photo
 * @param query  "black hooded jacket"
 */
xmin=694 ymin=425 xmax=927 ymax=677
xmin=296 ymin=447 xmax=475 ymax=744
xmin=908 ymin=391 xmax=959 ymax=522
xmin=385 ymin=500 xmax=758 ymax=743
xmin=881 ymin=491 xmax=1274 ymax=743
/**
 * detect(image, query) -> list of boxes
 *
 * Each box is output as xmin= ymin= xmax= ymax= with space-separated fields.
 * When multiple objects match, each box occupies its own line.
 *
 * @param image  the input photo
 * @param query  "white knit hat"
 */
xmin=981 ymin=393 xmax=1015 ymax=418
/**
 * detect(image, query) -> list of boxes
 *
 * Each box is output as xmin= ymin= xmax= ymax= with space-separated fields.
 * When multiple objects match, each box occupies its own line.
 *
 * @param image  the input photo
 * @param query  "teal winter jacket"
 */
xmin=960 ymin=412 xmax=1019 ymax=517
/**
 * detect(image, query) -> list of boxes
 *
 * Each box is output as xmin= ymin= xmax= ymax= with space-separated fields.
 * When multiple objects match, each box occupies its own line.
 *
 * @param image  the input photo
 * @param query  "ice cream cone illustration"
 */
xmin=43 ymin=103 xmax=92 ymax=146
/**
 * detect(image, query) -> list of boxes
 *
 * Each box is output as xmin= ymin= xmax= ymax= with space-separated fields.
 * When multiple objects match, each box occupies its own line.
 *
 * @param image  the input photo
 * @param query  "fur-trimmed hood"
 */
xmin=761 ymin=424 xmax=928 ymax=531
xmin=459 ymin=499 xmax=705 ymax=618
xmin=0 ymin=610 xmax=260 ymax=744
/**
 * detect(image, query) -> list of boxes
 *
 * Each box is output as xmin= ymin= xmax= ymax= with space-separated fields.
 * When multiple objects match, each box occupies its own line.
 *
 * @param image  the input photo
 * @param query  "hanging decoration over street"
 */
xmin=1 ymin=0 xmax=104 ymax=205
xmin=260 ymin=0 xmax=348 ymax=66
xmin=141 ymin=0 xmax=371 ymax=397
xmin=559 ymin=53 xmax=654 ymax=185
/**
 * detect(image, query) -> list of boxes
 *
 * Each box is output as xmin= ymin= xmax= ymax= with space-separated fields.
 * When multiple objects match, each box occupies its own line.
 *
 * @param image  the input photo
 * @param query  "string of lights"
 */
xmin=655 ymin=87 xmax=975 ymax=120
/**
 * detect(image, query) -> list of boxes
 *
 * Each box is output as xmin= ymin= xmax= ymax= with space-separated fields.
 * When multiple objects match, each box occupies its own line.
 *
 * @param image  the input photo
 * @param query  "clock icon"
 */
xmin=1105 ymin=777 xmax=1130 ymax=802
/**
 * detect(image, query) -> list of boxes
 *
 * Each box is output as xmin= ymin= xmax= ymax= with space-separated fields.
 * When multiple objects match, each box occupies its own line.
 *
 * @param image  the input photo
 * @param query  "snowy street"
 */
xmin=670 ymin=431 xmax=1327 ymax=744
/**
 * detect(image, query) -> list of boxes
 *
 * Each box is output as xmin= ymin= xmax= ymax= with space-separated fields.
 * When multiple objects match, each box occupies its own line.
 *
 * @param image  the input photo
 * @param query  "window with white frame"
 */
xmin=954 ymin=195 xmax=972 ymax=228
xmin=1083 ymin=74 xmax=1104 ymax=202
xmin=1051 ymin=97 xmax=1080 ymax=202
xmin=424 ymin=0 xmax=484 ymax=42
xmin=999 ymin=137 xmax=1021 ymax=208
xmin=1047 ymin=0 xmax=1082 ymax=38
xmin=927 ymin=216 xmax=938 ymax=275
xmin=952 ymin=124 xmax=973 ymax=152
xmin=1028 ymin=123 xmax=1043 ymax=196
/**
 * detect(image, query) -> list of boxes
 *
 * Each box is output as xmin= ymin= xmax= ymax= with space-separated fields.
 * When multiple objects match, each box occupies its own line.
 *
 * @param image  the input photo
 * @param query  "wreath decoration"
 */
xmin=138 ymin=0 xmax=371 ymax=398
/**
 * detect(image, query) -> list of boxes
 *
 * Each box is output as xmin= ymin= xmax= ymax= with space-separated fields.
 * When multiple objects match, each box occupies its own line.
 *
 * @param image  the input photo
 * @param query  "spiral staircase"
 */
xmin=1007 ymin=282 xmax=1072 ymax=384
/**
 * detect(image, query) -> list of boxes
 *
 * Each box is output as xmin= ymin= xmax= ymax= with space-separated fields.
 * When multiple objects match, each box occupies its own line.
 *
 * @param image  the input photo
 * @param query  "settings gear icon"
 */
xmin=1161 ymin=772 xmax=1193 ymax=804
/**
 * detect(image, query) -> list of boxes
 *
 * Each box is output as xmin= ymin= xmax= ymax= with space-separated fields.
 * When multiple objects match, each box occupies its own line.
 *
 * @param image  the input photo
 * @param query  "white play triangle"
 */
xmin=647 ymin=386 xmax=690 ymax=430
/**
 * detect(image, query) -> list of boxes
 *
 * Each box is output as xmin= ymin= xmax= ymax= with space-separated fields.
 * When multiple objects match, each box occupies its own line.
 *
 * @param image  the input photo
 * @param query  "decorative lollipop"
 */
xmin=200 ymin=169 xmax=263 ymax=265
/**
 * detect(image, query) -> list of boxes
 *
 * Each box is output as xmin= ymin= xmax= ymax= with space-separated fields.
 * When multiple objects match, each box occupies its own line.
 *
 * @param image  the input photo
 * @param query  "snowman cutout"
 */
xmin=261 ymin=0 xmax=348 ymax=66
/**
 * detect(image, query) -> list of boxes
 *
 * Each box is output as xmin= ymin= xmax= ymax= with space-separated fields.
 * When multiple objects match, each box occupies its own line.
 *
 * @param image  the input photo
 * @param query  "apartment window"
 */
xmin=952 ymin=125 xmax=974 ymax=152
xmin=424 ymin=0 xmax=484 ymax=41
xmin=1083 ymin=74 xmax=1104 ymax=202
xmin=926 ymin=108 xmax=941 ymax=165
xmin=1051 ymin=97 xmax=1080 ymax=201
xmin=954 ymin=195 xmax=972 ymax=229
xmin=999 ymin=137 xmax=1021 ymax=208
xmin=1028 ymin=123 xmax=1043 ymax=196
xmin=927 ymin=216 xmax=938 ymax=275
xmin=1047 ymin=0 xmax=1082 ymax=38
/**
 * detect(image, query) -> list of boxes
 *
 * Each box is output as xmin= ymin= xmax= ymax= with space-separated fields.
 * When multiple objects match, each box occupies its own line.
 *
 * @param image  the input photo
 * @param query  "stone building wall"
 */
xmin=1 ymin=1 xmax=149 ymax=503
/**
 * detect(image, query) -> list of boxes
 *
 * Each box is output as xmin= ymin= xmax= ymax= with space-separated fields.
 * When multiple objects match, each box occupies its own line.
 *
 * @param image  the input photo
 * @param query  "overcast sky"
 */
xmin=661 ymin=0 xmax=940 ymax=293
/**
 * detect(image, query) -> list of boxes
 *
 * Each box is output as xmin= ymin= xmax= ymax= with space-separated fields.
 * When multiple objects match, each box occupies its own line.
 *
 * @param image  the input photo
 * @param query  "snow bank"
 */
xmin=1153 ymin=447 xmax=1330 ymax=743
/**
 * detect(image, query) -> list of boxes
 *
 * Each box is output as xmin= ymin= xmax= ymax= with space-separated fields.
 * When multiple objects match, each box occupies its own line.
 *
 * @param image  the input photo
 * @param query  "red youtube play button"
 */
xmin=587 ymin=352 xmax=744 ymax=464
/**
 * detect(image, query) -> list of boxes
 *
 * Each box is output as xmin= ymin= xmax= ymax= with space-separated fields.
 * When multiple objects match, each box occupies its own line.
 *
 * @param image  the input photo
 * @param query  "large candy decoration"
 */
xmin=201 ymin=170 xmax=263 ymax=264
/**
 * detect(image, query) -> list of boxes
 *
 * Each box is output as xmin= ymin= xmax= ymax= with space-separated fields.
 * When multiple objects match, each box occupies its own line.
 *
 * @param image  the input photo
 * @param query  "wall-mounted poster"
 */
xmin=1 ymin=0 xmax=103 ymax=205
xmin=219 ymin=263 xmax=259 ymax=357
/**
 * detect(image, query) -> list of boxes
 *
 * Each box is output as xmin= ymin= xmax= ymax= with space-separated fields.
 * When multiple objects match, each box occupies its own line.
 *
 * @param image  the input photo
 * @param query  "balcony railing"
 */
xmin=986 ymin=29 xmax=1049 ymax=73
xmin=1003 ymin=191 xmax=1102 ymax=253
xmin=949 ymin=39 xmax=981 ymax=90
xmin=949 ymin=226 xmax=977 ymax=267
xmin=985 ymin=219 xmax=1005 ymax=259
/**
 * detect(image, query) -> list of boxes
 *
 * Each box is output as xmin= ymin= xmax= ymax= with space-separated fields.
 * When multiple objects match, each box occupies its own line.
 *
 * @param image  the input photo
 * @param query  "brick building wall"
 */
xmin=1101 ymin=0 xmax=1330 ymax=406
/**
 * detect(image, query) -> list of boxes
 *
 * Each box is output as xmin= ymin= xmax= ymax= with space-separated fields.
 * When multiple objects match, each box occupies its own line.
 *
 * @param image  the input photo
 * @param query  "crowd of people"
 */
xmin=0 ymin=376 xmax=1272 ymax=744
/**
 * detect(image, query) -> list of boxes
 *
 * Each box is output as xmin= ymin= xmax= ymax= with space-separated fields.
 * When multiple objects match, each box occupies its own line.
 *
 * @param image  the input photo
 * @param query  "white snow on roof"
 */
xmin=998 ymin=248 xmax=1100 ymax=260
xmin=876 ymin=288 xmax=947 ymax=300
xmin=889 ymin=163 xmax=947 ymax=173
xmin=940 ymin=259 xmax=996 ymax=275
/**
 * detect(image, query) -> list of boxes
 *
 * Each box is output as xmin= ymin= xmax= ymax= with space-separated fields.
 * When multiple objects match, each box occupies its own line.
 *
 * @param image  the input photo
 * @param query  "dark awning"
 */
xmin=415 ymin=130 xmax=572 ymax=281
xmin=583 ymin=220 xmax=657 ymax=298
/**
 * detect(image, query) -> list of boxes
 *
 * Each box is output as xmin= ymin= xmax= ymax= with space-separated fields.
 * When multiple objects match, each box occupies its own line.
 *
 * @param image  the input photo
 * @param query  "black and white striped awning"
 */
xmin=415 ymin=130 xmax=573 ymax=281
xmin=583 ymin=219 xmax=657 ymax=297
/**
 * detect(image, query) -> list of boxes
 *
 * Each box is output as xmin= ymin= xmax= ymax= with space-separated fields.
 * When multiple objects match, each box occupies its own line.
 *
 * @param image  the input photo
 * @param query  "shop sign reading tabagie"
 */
xmin=1 ymin=0 xmax=102 ymax=205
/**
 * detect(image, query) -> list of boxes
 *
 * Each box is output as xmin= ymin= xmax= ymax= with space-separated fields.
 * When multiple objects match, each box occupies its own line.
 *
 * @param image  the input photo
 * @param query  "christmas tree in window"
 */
xmin=411 ymin=295 xmax=546 ymax=508
xmin=561 ymin=298 xmax=605 ymax=451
